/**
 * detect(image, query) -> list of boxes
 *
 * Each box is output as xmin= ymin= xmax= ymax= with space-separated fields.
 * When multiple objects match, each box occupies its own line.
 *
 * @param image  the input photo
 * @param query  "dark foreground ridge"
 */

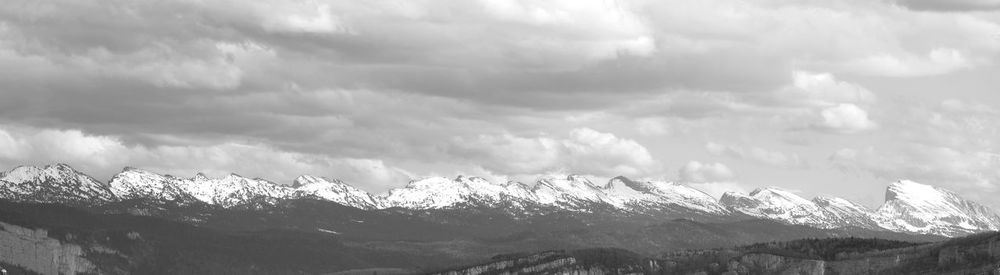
xmin=0 ymin=199 xmax=940 ymax=274
xmin=432 ymin=233 xmax=1000 ymax=274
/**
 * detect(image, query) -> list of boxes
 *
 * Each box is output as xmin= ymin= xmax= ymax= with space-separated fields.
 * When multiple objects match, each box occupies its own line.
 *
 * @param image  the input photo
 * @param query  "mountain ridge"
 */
xmin=1 ymin=163 xmax=997 ymax=237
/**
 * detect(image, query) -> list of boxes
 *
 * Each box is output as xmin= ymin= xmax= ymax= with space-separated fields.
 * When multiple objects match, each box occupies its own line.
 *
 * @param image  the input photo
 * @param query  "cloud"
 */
xmin=619 ymin=71 xmax=883 ymax=138
xmin=772 ymin=71 xmax=877 ymax=108
xmin=678 ymin=161 xmax=735 ymax=183
xmin=886 ymin=98 xmax=1000 ymax=150
xmin=706 ymin=142 xmax=809 ymax=169
xmin=840 ymin=48 xmax=972 ymax=77
xmin=830 ymin=145 xmax=1000 ymax=195
xmin=817 ymin=104 xmax=878 ymax=134
xmin=0 ymin=124 xmax=411 ymax=191
xmin=260 ymin=3 xmax=352 ymax=34
xmin=449 ymin=128 xmax=658 ymax=176
xmin=479 ymin=0 xmax=656 ymax=61
xmin=894 ymin=0 xmax=1000 ymax=11
xmin=3 ymin=0 xmax=998 ymax=116
xmin=824 ymin=97 xmax=1000 ymax=208
xmin=1 ymin=0 xmax=1000 ymax=201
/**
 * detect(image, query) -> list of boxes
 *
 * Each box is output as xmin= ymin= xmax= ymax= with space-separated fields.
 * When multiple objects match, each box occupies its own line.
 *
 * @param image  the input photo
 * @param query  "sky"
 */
xmin=1 ymin=0 xmax=999 ymax=209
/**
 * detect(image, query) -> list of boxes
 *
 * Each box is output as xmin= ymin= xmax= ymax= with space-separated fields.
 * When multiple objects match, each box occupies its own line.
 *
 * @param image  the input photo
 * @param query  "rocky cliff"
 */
xmin=0 ymin=222 xmax=93 ymax=275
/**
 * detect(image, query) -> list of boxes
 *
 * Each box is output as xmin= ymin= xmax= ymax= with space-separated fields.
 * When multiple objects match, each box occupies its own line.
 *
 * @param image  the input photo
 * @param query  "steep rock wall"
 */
xmin=0 ymin=222 xmax=93 ymax=275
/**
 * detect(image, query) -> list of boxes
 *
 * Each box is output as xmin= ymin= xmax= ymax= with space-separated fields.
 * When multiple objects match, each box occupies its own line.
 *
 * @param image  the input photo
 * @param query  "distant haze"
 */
xmin=0 ymin=0 xmax=998 ymax=209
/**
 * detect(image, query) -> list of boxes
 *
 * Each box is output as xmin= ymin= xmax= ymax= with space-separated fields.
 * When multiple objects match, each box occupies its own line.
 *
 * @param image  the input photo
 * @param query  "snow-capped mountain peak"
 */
xmin=292 ymin=174 xmax=338 ymax=188
xmin=532 ymin=174 xmax=613 ymax=207
xmin=0 ymin=164 xmax=116 ymax=203
xmin=4 ymin=163 xmax=85 ymax=184
xmin=876 ymin=180 xmax=1000 ymax=237
xmin=812 ymin=196 xmax=878 ymax=228
xmin=291 ymin=175 xmax=381 ymax=209
xmin=382 ymin=176 xmax=536 ymax=209
xmin=605 ymin=177 xmax=728 ymax=214
xmin=748 ymin=187 xmax=815 ymax=209
xmin=722 ymin=187 xmax=832 ymax=227
xmin=2 ymin=165 xmax=46 ymax=184
xmin=813 ymin=196 xmax=870 ymax=213
xmin=179 ymin=173 xmax=291 ymax=207
xmin=108 ymin=167 xmax=192 ymax=202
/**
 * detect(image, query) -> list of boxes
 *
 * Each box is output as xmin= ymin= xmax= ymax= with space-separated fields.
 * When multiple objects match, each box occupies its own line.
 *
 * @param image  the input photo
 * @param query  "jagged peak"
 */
xmin=454 ymin=175 xmax=491 ymax=185
xmin=292 ymin=175 xmax=344 ymax=188
xmin=48 ymin=163 xmax=77 ymax=170
xmin=111 ymin=167 xmax=193 ymax=185
xmin=607 ymin=176 xmax=641 ymax=190
xmin=189 ymin=172 xmax=270 ymax=184
xmin=607 ymin=176 xmax=668 ymax=193
xmin=720 ymin=191 xmax=749 ymax=199
xmin=535 ymin=174 xmax=601 ymax=190
xmin=566 ymin=174 xmax=594 ymax=185
xmin=111 ymin=166 xmax=160 ymax=179
xmin=812 ymin=196 xmax=845 ymax=204
xmin=193 ymin=172 xmax=210 ymax=181
xmin=402 ymin=176 xmax=455 ymax=189
xmin=504 ymin=180 xmax=531 ymax=189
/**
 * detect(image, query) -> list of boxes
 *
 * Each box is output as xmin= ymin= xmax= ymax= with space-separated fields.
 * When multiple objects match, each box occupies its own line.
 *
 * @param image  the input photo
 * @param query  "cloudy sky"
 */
xmin=1 ymin=0 xmax=999 ymax=209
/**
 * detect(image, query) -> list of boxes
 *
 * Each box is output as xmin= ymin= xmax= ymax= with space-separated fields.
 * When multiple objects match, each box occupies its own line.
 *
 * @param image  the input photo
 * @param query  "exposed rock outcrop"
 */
xmin=0 ymin=222 xmax=93 ymax=275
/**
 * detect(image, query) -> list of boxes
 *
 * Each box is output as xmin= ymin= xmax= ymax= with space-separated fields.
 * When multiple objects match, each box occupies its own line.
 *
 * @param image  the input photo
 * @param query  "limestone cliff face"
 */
xmin=0 ymin=222 xmax=93 ymax=275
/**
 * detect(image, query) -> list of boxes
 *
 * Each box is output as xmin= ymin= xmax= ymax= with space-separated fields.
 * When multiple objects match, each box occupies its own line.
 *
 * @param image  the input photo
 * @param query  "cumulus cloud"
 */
xmin=817 ymin=104 xmax=878 ymax=134
xmin=706 ymin=142 xmax=809 ymax=169
xmin=773 ymin=72 xmax=877 ymax=108
xmin=449 ymin=128 xmax=658 ymax=177
xmin=0 ymin=124 xmax=411 ymax=191
xmin=621 ymin=71 xmax=883 ymax=137
xmin=678 ymin=161 xmax=735 ymax=183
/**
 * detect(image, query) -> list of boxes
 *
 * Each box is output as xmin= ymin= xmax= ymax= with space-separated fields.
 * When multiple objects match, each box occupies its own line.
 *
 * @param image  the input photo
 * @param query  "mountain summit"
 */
xmin=0 ymin=164 xmax=116 ymax=203
xmin=876 ymin=180 xmax=1000 ymax=236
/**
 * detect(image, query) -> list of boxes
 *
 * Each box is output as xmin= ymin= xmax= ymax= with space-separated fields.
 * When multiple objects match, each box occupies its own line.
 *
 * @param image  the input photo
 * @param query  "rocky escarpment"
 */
xmin=731 ymin=253 xmax=825 ymax=274
xmin=431 ymin=249 xmax=661 ymax=275
xmin=0 ymin=221 xmax=93 ymax=275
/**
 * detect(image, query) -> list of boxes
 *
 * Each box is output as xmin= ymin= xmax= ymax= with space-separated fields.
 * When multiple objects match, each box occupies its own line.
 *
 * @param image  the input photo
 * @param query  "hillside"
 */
xmin=433 ymin=232 xmax=1000 ymax=274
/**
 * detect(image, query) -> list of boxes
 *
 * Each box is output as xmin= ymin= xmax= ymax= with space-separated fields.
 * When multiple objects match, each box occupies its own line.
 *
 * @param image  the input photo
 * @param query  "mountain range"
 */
xmin=1 ymin=163 xmax=998 ymax=237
